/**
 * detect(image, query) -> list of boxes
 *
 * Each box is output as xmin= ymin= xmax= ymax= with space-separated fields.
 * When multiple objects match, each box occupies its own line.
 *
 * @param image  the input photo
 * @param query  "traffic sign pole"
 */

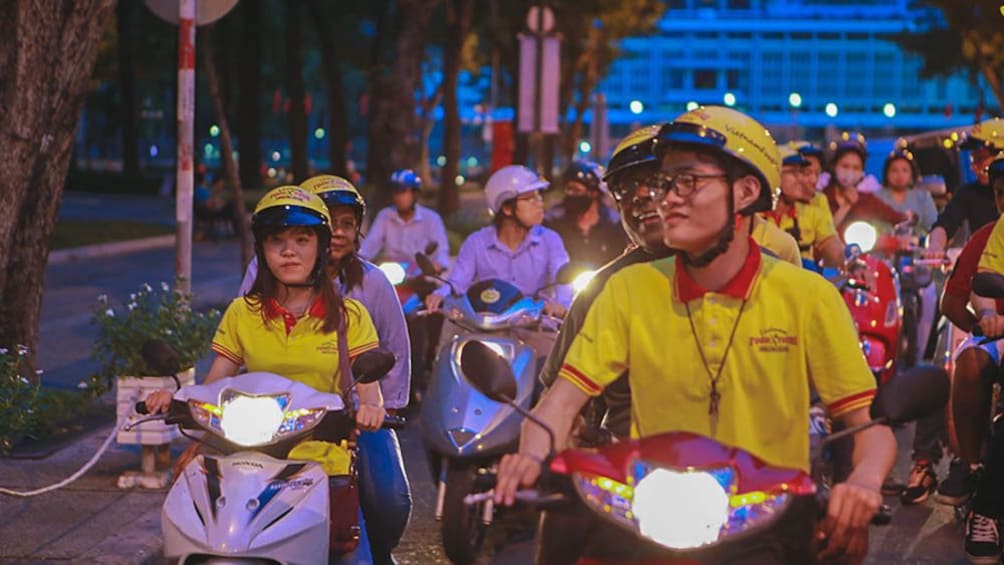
xmin=175 ymin=0 xmax=195 ymax=292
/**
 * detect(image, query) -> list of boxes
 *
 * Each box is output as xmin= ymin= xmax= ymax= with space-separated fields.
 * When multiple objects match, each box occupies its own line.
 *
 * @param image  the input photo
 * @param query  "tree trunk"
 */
xmin=237 ymin=0 xmax=263 ymax=190
xmin=284 ymin=1 xmax=309 ymax=183
xmin=0 ymin=0 xmax=117 ymax=381
xmin=116 ymin=0 xmax=139 ymax=175
xmin=438 ymin=0 xmax=473 ymax=217
xmin=366 ymin=0 xmax=440 ymax=210
xmin=307 ymin=0 xmax=349 ymax=178
xmin=200 ymin=26 xmax=254 ymax=273
xmin=418 ymin=82 xmax=444 ymax=187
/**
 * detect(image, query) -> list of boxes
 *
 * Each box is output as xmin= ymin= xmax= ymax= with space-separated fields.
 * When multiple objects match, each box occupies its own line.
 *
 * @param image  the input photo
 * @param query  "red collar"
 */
xmin=675 ymin=239 xmax=762 ymax=302
xmin=764 ymin=204 xmax=797 ymax=226
xmin=264 ymin=296 xmax=327 ymax=321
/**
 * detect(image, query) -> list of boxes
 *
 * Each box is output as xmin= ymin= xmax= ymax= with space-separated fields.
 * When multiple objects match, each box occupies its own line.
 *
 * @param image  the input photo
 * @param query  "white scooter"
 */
xmin=128 ymin=341 xmax=402 ymax=565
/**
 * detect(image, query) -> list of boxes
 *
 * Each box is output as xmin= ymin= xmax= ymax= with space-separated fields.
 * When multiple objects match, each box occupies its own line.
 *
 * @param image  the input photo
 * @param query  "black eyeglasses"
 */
xmin=609 ymin=173 xmax=660 ymax=202
xmin=648 ymin=171 xmax=730 ymax=201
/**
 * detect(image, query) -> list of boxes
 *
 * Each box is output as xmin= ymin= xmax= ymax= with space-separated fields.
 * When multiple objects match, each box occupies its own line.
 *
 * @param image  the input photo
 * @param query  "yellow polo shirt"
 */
xmin=978 ymin=217 xmax=1004 ymax=274
xmin=811 ymin=191 xmax=835 ymax=223
xmin=558 ymin=243 xmax=875 ymax=472
xmin=752 ymin=215 xmax=802 ymax=266
xmin=212 ymin=296 xmax=379 ymax=475
xmin=764 ymin=202 xmax=839 ymax=261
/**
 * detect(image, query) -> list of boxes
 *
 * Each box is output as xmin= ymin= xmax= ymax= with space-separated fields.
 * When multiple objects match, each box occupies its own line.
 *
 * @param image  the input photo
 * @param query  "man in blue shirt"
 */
xmin=359 ymin=169 xmax=450 ymax=270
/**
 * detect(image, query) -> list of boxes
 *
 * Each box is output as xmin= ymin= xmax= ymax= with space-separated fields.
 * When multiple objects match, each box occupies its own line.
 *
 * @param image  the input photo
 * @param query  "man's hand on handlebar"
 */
xmin=425 ymin=293 xmax=445 ymax=312
xmin=494 ymin=452 xmax=544 ymax=506
xmin=144 ymin=390 xmax=174 ymax=414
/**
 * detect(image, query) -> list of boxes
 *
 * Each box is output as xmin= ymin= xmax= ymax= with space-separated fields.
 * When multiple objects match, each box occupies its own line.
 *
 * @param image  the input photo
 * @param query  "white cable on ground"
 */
xmin=0 ymin=421 xmax=125 ymax=497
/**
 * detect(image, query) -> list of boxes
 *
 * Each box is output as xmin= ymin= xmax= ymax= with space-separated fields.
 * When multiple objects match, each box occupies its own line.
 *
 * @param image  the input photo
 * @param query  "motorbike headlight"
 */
xmin=633 ymin=469 xmax=730 ymax=549
xmin=221 ymin=395 xmax=285 ymax=446
xmin=844 ymin=222 xmax=877 ymax=253
xmin=378 ymin=262 xmax=407 ymax=286
xmin=572 ymin=270 xmax=598 ymax=294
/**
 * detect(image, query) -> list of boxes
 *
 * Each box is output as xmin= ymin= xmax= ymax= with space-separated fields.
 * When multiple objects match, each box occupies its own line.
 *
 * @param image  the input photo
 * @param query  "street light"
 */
xmin=883 ymin=103 xmax=896 ymax=118
xmin=629 ymin=100 xmax=644 ymax=114
xmin=209 ymin=124 xmax=220 ymax=137
xmin=314 ymin=128 xmax=325 ymax=139
xmin=579 ymin=140 xmax=592 ymax=153
xmin=788 ymin=92 xmax=802 ymax=109
xmin=686 ymin=101 xmax=699 ymax=111
xmin=825 ymin=103 xmax=838 ymax=118
xmin=723 ymin=92 xmax=736 ymax=107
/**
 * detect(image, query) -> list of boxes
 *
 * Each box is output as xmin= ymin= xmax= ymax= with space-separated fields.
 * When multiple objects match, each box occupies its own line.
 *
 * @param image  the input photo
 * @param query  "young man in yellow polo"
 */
xmin=494 ymin=106 xmax=895 ymax=564
xmin=765 ymin=144 xmax=844 ymax=269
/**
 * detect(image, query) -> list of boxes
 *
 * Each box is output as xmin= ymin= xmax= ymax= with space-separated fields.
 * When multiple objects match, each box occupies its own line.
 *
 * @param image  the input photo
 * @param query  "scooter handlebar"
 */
xmin=382 ymin=415 xmax=407 ymax=429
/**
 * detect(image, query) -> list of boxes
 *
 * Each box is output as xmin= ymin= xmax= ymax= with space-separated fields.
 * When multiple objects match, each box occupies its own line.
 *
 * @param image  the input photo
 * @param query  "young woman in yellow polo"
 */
xmin=494 ymin=106 xmax=896 ymax=564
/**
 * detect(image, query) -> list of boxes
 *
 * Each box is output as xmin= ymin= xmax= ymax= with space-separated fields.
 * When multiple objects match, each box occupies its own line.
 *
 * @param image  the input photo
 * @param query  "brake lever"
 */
xmin=463 ymin=488 xmax=566 ymax=506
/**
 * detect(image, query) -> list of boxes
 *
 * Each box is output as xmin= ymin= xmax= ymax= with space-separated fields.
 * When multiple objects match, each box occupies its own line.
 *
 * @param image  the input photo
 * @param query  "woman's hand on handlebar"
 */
xmin=425 ymin=293 xmax=445 ymax=312
xmin=144 ymin=390 xmax=174 ymax=414
xmin=977 ymin=313 xmax=1004 ymax=339
xmin=543 ymin=301 xmax=567 ymax=319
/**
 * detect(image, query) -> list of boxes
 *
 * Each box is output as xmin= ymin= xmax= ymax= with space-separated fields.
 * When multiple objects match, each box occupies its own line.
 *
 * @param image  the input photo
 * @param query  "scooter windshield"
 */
xmin=466 ymin=279 xmax=524 ymax=314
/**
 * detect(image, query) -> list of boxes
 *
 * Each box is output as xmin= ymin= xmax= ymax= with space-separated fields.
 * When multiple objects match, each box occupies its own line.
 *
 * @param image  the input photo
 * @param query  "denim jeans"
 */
xmin=356 ymin=428 xmax=412 ymax=565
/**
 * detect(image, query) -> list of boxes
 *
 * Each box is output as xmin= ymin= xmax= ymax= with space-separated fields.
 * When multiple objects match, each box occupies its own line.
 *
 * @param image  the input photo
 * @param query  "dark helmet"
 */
xmin=988 ymin=154 xmax=1004 ymax=185
xmin=882 ymin=149 xmax=920 ymax=187
xmin=830 ymin=132 xmax=868 ymax=167
xmin=389 ymin=169 xmax=422 ymax=192
xmin=787 ymin=140 xmax=823 ymax=160
xmin=251 ymin=186 xmax=332 ymax=284
xmin=562 ymin=160 xmax=606 ymax=194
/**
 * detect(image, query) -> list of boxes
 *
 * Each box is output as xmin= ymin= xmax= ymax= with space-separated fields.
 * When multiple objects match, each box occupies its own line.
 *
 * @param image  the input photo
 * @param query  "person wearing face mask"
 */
xmin=764 ymin=144 xmax=845 ymax=268
xmin=544 ymin=160 xmax=629 ymax=267
xmin=823 ymin=135 xmax=907 ymax=235
xmin=496 ymin=106 xmax=895 ymax=564
xmin=926 ymin=118 xmax=1004 ymax=258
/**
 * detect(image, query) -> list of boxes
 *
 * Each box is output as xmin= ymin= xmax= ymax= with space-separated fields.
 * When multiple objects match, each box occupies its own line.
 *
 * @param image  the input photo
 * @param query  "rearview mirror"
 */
xmin=351 ymin=348 xmax=396 ymax=384
xmin=870 ymin=365 xmax=948 ymax=424
xmin=459 ymin=340 xmax=518 ymax=403
xmin=415 ymin=252 xmax=437 ymax=277
xmin=972 ymin=273 xmax=1004 ymax=299
xmin=140 ymin=339 xmax=181 ymax=377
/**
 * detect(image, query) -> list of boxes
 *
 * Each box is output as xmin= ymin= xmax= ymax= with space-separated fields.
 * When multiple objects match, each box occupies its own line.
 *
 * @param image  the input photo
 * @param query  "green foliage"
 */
xmin=0 ymin=346 xmax=44 ymax=453
xmin=86 ymin=278 xmax=220 ymax=396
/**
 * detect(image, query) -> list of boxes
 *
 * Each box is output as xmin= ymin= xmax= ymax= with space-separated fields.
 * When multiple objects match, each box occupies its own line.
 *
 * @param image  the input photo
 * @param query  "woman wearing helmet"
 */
xmin=360 ymin=168 xmax=451 ymax=270
xmin=424 ymin=164 xmax=571 ymax=316
xmin=241 ymin=175 xmax=413 ymax=565
xmin=823 ymin=135 xmax=907 ymax=235
xmin=146 ymin=186 xmax=385 ymax=562
xmin=495 ymin=106 xmax=895 ymax=564
xmin=544 ymin=160 xmax=628 ymax=266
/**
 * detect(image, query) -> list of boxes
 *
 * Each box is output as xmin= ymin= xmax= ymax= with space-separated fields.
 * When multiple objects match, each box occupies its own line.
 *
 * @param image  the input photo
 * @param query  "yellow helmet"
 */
xmin=656 ymin=106 xmax=780 ymax=213
xmin=961 ymin=118 xmax=1004 ymax=151
xmin=300 ymin=174 xmax=367 ymax=221
xmin=252 ymin=185 xmax=331 ymax=234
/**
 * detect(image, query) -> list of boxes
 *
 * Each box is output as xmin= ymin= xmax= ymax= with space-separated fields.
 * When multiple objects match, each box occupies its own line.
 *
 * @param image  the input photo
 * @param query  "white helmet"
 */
xmin=484 ymin=165 xmax=550 ymax=214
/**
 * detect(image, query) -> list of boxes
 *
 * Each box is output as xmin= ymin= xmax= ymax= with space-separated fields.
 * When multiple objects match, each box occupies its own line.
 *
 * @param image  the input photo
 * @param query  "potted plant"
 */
xmin=88 ymin=279 xmax=220 ymax=445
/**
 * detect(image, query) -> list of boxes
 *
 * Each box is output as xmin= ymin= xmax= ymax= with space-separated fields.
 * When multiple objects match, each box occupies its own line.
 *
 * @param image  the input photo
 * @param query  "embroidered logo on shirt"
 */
xmin=749 ymin=328 xmax=799 ymax=353
xmin=480 ymin=288 xmax=501 ymax=304
xmin=316 ymin=340 xmax=338 ymax=354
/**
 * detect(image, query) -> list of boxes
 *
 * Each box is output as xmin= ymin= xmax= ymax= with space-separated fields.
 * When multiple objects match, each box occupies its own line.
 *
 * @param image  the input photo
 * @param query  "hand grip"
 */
xmin=382 ymin=415 xmax=407 ymax=429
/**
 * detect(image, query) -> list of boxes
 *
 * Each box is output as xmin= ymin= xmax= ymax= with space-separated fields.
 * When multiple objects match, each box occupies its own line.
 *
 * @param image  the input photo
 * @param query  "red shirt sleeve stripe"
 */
xmin=348 ymin=341 xmax=379 ymax=359
xmin=828 ymin=388 xmax=876 ymax=418
xmin=211 ymin=343 xmax=243 ymax=365
xmin=558 ymin=363 xmax=603 ymax=395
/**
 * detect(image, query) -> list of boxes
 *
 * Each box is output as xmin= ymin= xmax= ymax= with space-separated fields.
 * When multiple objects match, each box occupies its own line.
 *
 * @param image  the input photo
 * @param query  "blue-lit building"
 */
xmin=600 ymin=0 xmax=994 ymax=140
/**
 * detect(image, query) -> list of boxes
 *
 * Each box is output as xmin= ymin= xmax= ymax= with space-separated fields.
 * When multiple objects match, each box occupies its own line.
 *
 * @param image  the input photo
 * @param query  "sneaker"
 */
xmin=935 ymin=458 xmax=979 ymax=506
xmin=881 ymin=475 xmax=905 ymax=496
xmin=901 ymin=460 xmax=937 ymax=505
xmin=965 ymin=511 xmax=1000 ymax=565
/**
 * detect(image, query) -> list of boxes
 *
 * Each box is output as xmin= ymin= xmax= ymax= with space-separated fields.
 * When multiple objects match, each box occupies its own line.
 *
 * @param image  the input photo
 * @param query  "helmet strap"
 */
xmin=681 ymin=184 xmax=737 ymax=268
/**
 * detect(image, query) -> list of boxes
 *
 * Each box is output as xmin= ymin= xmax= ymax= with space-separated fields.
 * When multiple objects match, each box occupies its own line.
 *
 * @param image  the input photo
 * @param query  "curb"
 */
xmin=48 ymin=234 xmax=176 ymax=265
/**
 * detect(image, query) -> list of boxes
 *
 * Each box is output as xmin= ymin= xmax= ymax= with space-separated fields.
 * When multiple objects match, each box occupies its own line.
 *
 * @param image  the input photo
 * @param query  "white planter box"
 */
xmin=116 ymin=368 xmax=196 ymax=445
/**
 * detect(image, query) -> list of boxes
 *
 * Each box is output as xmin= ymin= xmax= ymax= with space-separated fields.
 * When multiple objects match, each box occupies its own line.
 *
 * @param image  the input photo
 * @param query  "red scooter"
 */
xmin=457 ymin=341 xmax=947 ymax=564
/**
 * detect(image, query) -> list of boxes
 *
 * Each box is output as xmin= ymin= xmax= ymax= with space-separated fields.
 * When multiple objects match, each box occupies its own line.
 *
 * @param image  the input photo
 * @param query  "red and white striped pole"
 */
xmin=175 ymin=0 xmax=196 ymax=293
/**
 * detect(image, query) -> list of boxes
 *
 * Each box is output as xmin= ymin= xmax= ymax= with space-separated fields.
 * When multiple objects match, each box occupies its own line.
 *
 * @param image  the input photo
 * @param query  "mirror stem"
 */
xmin=504 ymin=396 xmax=557 ymax=457
xmin=821 ymin=416 xmax=887 ymax=445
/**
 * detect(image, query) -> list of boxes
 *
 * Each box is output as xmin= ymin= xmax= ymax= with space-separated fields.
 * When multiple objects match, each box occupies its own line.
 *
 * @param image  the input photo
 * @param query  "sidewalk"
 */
xmin=0 ymin=227 xmax=243 ymax=563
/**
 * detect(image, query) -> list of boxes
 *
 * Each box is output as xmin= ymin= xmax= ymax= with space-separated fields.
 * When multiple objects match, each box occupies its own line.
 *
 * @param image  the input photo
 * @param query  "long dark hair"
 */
xmin=245 ymin=225 xmax=347 ymax=334
xmin=328 ymin=238 xmax=366 ymax=293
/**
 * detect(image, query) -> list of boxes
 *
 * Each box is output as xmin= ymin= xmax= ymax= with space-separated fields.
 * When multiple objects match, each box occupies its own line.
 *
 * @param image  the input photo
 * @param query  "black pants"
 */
xmin=972 ymin=419 xmax=1004 ymax=517
xmin=536 ymin=495 xmax=819 ymax=565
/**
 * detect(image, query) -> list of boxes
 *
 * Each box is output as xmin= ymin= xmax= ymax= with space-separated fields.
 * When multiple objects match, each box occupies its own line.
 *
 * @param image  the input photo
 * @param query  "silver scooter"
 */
xmin=415 ymin=256 xmax=573 ymax=564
